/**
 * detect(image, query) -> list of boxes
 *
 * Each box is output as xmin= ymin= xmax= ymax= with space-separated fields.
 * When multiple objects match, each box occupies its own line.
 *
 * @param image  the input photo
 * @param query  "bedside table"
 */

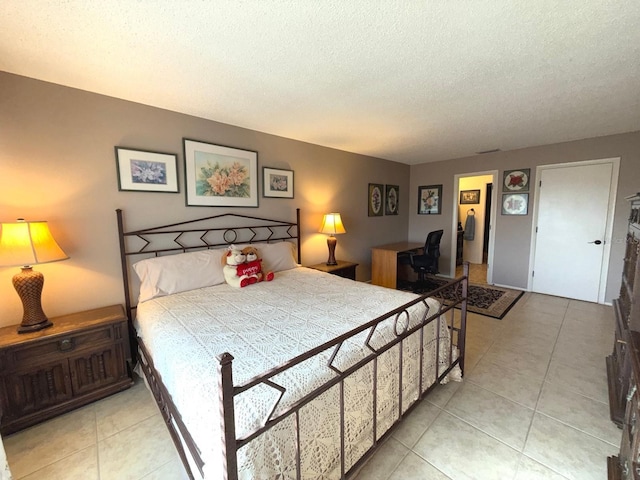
xmin=307 ymin=260 xmax=359 ymax=280
xmin=0 ymin=304 xmax=133 ymax=434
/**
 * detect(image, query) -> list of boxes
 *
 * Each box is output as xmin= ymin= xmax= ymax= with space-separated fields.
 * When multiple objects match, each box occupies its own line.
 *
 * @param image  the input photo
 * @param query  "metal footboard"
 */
xmin=218 ymin=265 xmax=468 ymax=480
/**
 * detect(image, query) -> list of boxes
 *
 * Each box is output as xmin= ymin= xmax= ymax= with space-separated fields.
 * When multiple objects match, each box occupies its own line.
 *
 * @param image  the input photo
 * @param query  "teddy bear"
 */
xmin=238 ymin=245 xmax=274 ymax=283
xmin=221 ymin=245 xmax=251 ymax=288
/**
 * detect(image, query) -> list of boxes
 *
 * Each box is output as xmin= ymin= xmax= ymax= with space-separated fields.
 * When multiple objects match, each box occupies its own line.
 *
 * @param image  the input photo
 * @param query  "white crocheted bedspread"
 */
xmin=135 ymin=267 xmax=460 ymax=480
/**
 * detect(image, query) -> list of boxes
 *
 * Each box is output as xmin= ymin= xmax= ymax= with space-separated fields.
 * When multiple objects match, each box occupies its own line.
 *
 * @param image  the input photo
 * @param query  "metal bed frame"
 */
xmin=116 ymin=208 xmax=468 ymax=480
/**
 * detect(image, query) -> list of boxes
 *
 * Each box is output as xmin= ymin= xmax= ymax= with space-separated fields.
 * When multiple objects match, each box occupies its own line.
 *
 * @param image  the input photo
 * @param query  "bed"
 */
xmin=116 ymin=208 xmax=468 ymax=480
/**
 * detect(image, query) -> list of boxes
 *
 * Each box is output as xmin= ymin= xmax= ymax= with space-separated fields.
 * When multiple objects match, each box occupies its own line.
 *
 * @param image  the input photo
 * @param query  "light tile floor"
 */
xmin=455 ymin=262 xmax=488 ymax=285
xmin=4 ymin=292 xmax=619 ymax=479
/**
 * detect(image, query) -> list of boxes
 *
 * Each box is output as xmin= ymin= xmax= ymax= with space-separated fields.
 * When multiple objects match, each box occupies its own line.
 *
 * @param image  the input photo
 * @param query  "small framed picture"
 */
xmin=115 ymin=147 xmax=179 ymax=193
xmin=503 ymin=169 xmax=530 ymax=192
xmin=368 ymin=183 xmax=384 ymax=216
xmin=263 ymin=167 xmax=294 ymax=198
xmin=385 ymin=185 xmax=399 ymax=215
xmin=502 ymin=193 xmax=529 ymax=215
xmin=460 ymin=189 xmax=480 ymax=204
xmin=418 ymin=185 xmax=442 ymax=215
xmin=183 ymin=139 xmax=258 ymax=207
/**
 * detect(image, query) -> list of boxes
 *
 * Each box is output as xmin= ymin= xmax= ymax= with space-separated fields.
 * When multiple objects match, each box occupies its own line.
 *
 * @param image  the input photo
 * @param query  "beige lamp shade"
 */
xmin=0 ymin=220 xmax=69 ymax=267
xmin=319 ymin=213 xmax=346 ymax=235
xmin=0 ymin=220 xmax=69 ymax=333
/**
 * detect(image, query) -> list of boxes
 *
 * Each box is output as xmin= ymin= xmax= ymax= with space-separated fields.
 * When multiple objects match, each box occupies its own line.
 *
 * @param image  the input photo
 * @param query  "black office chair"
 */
xmin=409 ymin=229 xmax=444 ymax=290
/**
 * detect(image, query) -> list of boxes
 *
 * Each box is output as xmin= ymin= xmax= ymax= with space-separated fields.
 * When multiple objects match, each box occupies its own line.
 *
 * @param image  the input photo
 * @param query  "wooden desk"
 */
xmin=371 ymin=242 xmax=423 ymax=288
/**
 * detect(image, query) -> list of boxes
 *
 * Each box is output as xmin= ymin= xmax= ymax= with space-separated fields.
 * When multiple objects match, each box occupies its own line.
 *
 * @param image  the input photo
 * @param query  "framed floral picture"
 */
xmin=385 ymin=185 xmax=399 ymax=215
xmin=418 ymin=185 xmax=442 ymax=214
xmin=368 ymin=183 xmax=384 ymax=216
xmin=115 ymin=147 xmax=179 ymax=193
xmin=503 ymin=169 xmax=530 ymax=192
xmin=263 ymin=167 xmax=294 ymax=198
xmin=460 ymin=189 xmax=480 ymax=204
xmin=502 ymin=193 xmax=529 ymax=215
xmin=183 ymin=139 xmax=258 ymax=207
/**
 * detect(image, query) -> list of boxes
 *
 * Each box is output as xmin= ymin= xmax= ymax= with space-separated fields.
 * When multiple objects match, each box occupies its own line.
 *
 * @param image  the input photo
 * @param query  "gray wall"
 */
xmin=1 ymin=71 xmax=638 ymax=326
xmin=0 ymin=72 xmax=410 ymax=326
xmin=409 ymin=131 xmax=640 ymax=302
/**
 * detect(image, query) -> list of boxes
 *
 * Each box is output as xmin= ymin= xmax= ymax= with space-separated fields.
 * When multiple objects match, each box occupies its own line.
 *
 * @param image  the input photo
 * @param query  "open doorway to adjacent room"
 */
xmin=451 ymin=171 xmax=498 ymax=285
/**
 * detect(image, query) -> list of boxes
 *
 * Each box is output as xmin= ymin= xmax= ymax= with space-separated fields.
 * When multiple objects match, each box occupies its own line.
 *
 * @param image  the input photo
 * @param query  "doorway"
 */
xmin=483 ymin=182 xmax=492 ymax=263
xmin=451 ymin=171 xmax=498 ymax=284
xmin=529 ymin=158 xmax=619 ymax=303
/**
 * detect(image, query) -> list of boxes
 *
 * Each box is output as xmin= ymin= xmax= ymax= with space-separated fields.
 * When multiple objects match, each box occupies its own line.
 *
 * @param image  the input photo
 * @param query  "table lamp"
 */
xmin=0 ymin=219 xmax=69 ymax=333
xmin=319 ymin=213 xmax=346 ymax=266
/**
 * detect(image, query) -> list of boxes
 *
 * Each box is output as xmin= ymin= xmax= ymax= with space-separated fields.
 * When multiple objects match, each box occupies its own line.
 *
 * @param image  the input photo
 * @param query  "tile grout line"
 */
xmin=95 ymin=405 xmax=101 ymax=480
xmin=513 ymin=451 xmax=572 ymax=480
xmin=12 ymin=404 xmax=101 ymax=480
xmin=463 ymin=378 xmax=537 ymax=413
xmin=516 ymin=302 xmax=570 ymax=479
xmin=533 ymin=409 xmax=621 ymax=448
xmin=397 ymin=398 xmax=456 ymax=478
xmin=381 ymin=445 xmax=411 ymax=480
xmin=408 ymin=408 xmax=524 ymax=478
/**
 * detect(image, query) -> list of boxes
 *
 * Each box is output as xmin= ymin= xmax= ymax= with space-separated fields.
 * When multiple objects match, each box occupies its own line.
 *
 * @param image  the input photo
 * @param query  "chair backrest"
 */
xmin=424 ymin=229 xmax=444 ymax=258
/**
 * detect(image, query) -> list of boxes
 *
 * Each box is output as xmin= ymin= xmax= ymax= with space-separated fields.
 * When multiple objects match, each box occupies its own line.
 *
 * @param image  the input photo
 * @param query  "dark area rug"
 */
xmin=399 ymin=277 xmax=525 ymax=319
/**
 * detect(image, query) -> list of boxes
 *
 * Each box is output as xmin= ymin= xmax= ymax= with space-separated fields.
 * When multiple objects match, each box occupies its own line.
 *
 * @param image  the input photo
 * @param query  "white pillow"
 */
xmin=236 ymin=241 xmax=298 ymax=272
xmin=133 ymin=248 xmax=227 ymax=303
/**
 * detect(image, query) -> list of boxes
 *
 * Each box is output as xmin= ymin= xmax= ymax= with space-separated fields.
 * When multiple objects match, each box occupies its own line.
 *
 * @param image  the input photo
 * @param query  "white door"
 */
xmin=531 ymin=161 xmax=615 ymax=302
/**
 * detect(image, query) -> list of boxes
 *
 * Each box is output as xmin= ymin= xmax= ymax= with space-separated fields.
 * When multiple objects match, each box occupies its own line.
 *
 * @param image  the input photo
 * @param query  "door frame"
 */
xmin=527 ymin=157 xmax=620 ymax=304
xmin=451 ymin=170 xmax=499 ymax=283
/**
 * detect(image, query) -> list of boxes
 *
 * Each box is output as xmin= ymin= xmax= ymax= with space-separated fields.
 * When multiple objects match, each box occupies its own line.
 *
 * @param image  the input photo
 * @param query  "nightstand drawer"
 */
xmin=331 ymin=266 xmax=357 ymax=280
xmin=306 ymin=260 xmax=358 ymax=280
xmin=8 ymin=325 xmax=116 ymax=370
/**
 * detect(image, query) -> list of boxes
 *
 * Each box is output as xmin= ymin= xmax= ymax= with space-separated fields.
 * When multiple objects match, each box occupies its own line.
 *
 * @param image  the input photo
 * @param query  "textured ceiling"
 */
xmin=1 ymin=1 xmax=639 ymax=165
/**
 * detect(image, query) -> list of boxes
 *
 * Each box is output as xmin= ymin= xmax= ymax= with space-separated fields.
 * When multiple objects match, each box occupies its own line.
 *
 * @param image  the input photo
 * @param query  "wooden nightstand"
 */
xmin=0 ymin=304 xmax=133 ymax=434
xmin=307 ymin=260 xmax=359 ymax=280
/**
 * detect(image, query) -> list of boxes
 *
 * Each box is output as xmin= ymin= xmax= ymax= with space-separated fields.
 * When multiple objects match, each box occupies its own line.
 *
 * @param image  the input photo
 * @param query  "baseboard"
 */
xmin=491 ymin=282 xmax=527 ymax=292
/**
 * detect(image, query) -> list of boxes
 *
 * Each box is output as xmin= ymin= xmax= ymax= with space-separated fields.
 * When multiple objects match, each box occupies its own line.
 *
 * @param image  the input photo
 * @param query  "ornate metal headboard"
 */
xmin=116 ymin=208 xmax=301 ymax=323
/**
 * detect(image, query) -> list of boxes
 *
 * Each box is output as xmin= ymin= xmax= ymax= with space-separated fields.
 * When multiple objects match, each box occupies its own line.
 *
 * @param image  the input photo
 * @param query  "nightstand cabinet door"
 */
xmin=2 ymin=360 xmax=73 ymax=420
xmin=69 ymin=343 xmax=127 ymax=396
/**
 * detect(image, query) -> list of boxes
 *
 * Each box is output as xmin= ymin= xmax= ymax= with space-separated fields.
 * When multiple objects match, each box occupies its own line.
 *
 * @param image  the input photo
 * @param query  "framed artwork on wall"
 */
xmin=385 ymin=185 xmax=399 ymax=215
xmin=459 ymin=189 xmax=480 ymax=204
xmin=503 ymin=169 xmax=530 ymax=192
xmin=263 ymin=167 xmax=294 ymax=198
xmin=115 ymin=147 xmax=179 ymax=193
xmin=418 ymin=185 xmax=442 ymax=214
xmin=502 ymin=193 xmax=529 ymax=215
xmin=183 ymin=138 xmax=258 ymax=207
xmin=368 ymin=183 xmax=384 ymax=216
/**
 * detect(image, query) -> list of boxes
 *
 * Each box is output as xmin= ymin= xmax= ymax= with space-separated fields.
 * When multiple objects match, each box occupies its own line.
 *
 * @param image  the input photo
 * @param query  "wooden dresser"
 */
xmin=0 ymin=304 xmax=133 ymax=434
xmin=608 ymin=193 xmax=640 ymax=479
